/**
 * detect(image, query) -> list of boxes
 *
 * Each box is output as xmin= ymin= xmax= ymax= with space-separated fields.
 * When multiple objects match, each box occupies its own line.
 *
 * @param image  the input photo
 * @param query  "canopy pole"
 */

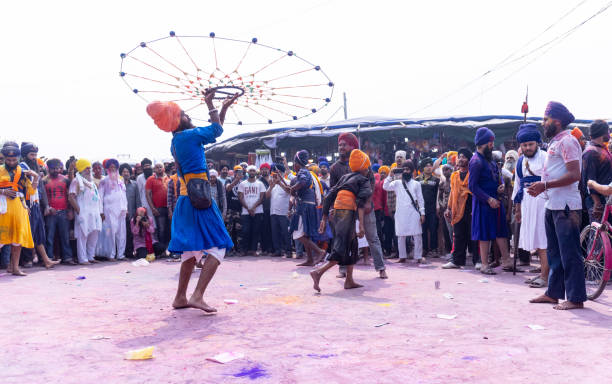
xmin=343 ymin=92 xmax=348 ymax=120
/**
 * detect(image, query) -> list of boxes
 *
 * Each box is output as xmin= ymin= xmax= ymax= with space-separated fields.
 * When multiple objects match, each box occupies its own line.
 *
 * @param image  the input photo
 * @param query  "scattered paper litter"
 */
xmin=377 ymin=303 xmax=393 ymax=307
xmin=125 ymin=346 xmax=154 ymax=360
xmin=224 ymin=299 xmax=238 ymax=304
xmin=131 ymin=259 xmax=149 ymax=267
xmin=527 ymin=324 xmax=546 ymax=331
xmin=443 ymin=293 xmax=454 ymax=300
xmin=436 ymin=314 xmax=457 ymax=320
xmin=374 ymin=322 xmax=390 ymax=327
xmin=206 ymin=352 xmax=245 ymax=364
xmin=91 ymin=335 xmax=111 ymax=340
xmin=292 ymin=272 xmax=299 ymax=279
xmin=478 ymin=278 xmax=489 ymax=283
xmin=255 ymin=288 xmax=270 ymax=291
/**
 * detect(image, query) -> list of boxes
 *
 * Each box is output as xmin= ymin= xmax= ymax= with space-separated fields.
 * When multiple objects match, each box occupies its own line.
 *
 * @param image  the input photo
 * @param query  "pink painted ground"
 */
xmin=2 ymin=257 xmax=611 ymax=384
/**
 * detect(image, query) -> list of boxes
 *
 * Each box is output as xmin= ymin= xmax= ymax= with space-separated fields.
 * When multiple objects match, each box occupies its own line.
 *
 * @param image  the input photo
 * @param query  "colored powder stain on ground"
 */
xmin=231 ymin=365 xmax=268 ymax=379
xmin=306 ymin=353 xmax=337 ymax=359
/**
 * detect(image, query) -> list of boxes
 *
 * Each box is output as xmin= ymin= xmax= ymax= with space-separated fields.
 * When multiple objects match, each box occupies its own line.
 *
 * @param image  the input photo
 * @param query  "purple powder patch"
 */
xmin=306 ymin=353 xmax=337 ymax=359
xmin=462 ymin=356 xmax=479 ymax=361
xmin=232 ymin=365 xmax=268 ymax=380
xmin=76 ymin=276 xmax=86 ymax=280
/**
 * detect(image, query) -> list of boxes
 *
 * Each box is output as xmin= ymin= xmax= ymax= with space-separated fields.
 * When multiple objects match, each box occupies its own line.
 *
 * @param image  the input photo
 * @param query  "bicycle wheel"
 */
xmin=579 ymin=225 xmax=607 ymax=300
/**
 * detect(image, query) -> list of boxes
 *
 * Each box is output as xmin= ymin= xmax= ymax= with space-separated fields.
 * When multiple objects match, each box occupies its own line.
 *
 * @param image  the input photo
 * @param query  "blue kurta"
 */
xmin=289 ymin=169 xmax=319 ymax=239
xmin=168 ymin=123 xmax=233 ymax=253
xmin=468 ymin=152 xmax=509 ymax=241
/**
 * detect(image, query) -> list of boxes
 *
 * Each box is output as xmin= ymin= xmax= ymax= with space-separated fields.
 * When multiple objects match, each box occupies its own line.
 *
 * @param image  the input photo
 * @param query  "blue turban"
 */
xmin=1 ymin=142 xmax=20 ymax=157
xmin=271 ymin=162 xmax=285 ymax=173
xmin=317 ymin=156 xmax=327 ymax=164
xmin=544 ymin=101 xmax=575 ymax=127
xmin=516 ymin=123 xmax=542 ymax=144
xmin=46 ymin=158 xmax=63 ymax=170
xmin=20 ymin=142 xmax=38 ymax=156
xmin=104 ymin=158 xmax=119 ymax=170
xmin=318 ymin=160 xmax=330 ymax=169
xmin=474 ymin=127 xmax=495 ymax=146
xmin=371 ymin=163 xmax=380 ymax=173
xmin=295 ymin=150 xmax=309 ymax=167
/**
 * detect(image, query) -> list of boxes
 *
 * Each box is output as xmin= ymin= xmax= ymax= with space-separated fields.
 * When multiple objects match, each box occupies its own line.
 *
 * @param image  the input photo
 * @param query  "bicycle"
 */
xmin=579 ymin=196 xmax=612 ymax=300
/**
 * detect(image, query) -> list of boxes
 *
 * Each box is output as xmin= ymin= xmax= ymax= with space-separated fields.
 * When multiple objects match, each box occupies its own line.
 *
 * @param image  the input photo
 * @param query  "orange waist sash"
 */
xmin=334 ymin=190 xmax=357 ymax=211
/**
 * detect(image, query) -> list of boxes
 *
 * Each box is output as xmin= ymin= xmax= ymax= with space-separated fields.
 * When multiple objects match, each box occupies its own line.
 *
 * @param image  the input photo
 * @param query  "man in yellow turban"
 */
xmin=68 ymin=158 xmax=103 ymax=264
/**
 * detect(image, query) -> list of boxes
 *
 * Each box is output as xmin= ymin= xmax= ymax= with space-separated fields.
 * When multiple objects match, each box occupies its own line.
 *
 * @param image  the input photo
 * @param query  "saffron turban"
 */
xmin=233 ymin=165 xmax=243 ymax=171
xmin=474 ymin=127 xmax=495 ymax=146
xmin=571 ymin=127 xmax=583 ymax=140
xmin=378 ymin=165 xmax=390 ymax=175
xmin=390 ymin=162 xmax=397 ymax=169
xmin=349 ymin=149 xmax=371 ymax=172
xmin=516 ymin=123 xmax=542 ymax=143
xmin=146 ymin=101 xmax=182 ymax=132
xmin=338 ymin=132 xmax=359 ymax=150
xmin=104 ymin=158 xmax=119 ymax=170
xmin=295 ymin=150 xmax=309 ymax=167
xmin=75 ymin=158 xmax=92 ymax=173
xmin=446 ymin=151 xmax=457 ymax=160
xmin=544 ymin=101 xmax=575 ymax=127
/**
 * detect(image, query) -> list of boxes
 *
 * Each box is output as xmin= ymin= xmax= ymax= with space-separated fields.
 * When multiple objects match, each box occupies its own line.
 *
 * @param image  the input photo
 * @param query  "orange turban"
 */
xmin=378 ymin=165 xmax=390 ymax=175
xmin=571 ymin=127 xmax=583 ymax=140
xmin=349 ymin=149 xmax=371 ymax=172
xmin=146 ymin=101 xmax=182 ymax=132
xmin=390 ymin=162 xmax=397 ymax=170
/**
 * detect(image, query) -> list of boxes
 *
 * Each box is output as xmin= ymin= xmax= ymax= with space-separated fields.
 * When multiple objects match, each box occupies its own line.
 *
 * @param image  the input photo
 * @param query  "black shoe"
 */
xmin=62 ymin=260 xmax=78 ymax=265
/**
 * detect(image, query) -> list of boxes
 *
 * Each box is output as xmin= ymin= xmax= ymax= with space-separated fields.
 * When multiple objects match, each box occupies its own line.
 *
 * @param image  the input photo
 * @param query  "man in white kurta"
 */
xmin=511 ymin=124 xmax=550 ymax=287
xmin=68 ymin=159 xmax=103 ymax=264
xmin=97 ymin=159 xmax=128 ymax=260
xmin=383 ymin=161 xmax=426 ymax=263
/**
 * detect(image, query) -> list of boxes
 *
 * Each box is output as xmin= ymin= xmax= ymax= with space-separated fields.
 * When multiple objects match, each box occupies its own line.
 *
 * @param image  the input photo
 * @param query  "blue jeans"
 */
xmin=295 ymin=239 xmax=304 ymax=256
xmin=45 ymin=210 xmax=73 ymax=262
xmin=0 ymin=245 xmax=10 ymax=269
xmin=545 ymin=208 xmax=587 ymax=303
xmin=270 ymin=214 xmax=291 ymax=255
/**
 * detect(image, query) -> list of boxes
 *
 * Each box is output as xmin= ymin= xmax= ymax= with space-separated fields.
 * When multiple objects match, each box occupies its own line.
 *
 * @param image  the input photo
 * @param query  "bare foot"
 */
xmin=396 ymin=259 xmax=406 ymax=263
xmin=11 ymin=268 xmax=27 ymax=276
xmin=45 ymin=260 xmax=61 ymax=269
xmin=310 ymin=271 xmax=321 ymax=292
xmin=188 ymin=296 xmax=217 ymax=313
xmin=344 ymin=281 xmax=363 ymax=289
xmin=297 ymin=260 xmax=314 ymax=267
xmin=90 ymin=259 xmax=99 ymax=264
xmin=553 ymin=301 xmax=584 ymax=310
xmin=172 ymin=297 xmax=190 ymax=309
xmin=529 ymin=294 xmax=558 ymax=304
xmin=379 ymin=270 xmax=388 ymax=279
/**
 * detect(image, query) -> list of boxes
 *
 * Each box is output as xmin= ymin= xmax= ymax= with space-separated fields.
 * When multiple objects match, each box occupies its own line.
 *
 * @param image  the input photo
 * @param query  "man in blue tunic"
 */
xmin=468 ymin=127 xmax=511 ymax=275
xmin=146 ymin=89 xmax=239 ymax=313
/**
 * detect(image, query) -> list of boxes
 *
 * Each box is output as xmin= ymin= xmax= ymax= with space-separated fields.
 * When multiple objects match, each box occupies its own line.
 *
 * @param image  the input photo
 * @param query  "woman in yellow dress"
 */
xmin=0 ymin=142 xmax=37 ymax=276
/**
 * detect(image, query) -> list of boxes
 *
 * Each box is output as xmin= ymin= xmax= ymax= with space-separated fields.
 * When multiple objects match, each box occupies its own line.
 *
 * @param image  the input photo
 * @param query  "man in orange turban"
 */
xmin=571 ymin=127 xmax=586 ymax=150
xmin=311 ymin=149 xmax=374 ymax=292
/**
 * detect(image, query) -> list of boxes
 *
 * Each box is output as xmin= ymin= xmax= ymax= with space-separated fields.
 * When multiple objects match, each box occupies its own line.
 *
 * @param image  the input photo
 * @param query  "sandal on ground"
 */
xmin=524 ymin=275 xmax=539 ymax=284
xmin=489 ymin=261 xmax=501 ymax=269
xmin=480 ymin=267 xmax=497 ymax=275
xmin=528 ymin=267 xmax=541 ymax=274
xmin=502 ymin=265 xmax=522 ymax=272
xmin=529 ymin=277 xmax=547 ymax=288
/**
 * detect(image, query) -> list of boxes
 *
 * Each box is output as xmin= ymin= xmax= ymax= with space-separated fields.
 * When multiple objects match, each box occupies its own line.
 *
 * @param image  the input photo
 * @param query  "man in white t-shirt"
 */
xmin=266 ymin=163 xmax=292 ymax=257
xmin=238 ymin=165 xmax=266 ymax=256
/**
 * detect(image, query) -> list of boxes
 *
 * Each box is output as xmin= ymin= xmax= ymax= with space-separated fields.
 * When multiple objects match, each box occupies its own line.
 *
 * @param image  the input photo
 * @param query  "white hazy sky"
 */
xmin=1 ymin=0 xmax=610 ymax=161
